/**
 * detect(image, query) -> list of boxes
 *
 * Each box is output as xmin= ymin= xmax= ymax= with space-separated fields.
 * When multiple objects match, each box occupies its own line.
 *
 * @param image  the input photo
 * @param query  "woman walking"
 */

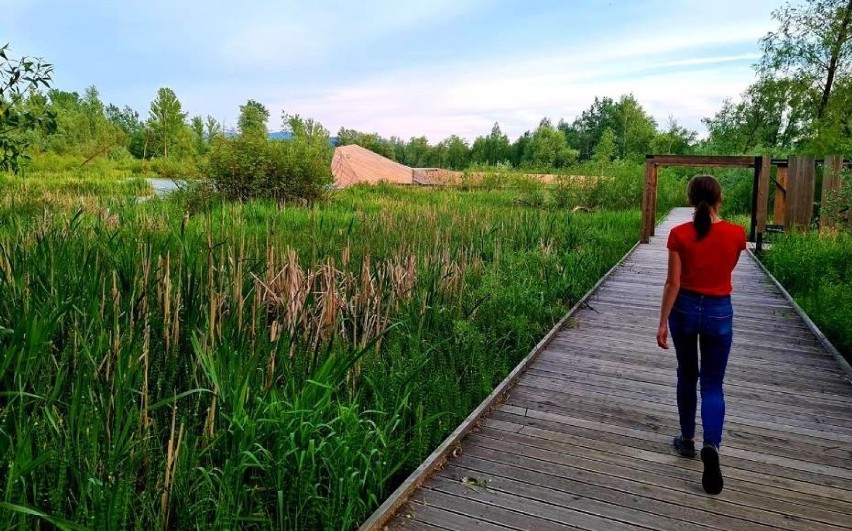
xmin=656 ymin=175 xmax=746 ymax=495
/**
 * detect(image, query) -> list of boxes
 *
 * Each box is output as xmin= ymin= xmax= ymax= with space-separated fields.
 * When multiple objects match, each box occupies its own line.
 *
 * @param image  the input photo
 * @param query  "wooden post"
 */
xmin=785 ymin=156 xmax=800 ymax=231
xmin=802 ymin=155 xmax=816 ymax=230
xmin=774 ymin=164 xmax=787 ymax=226
xmin=821 ymin=155 xmax=843 ymax=229
xmin=786 ymin=155 xmax=817 ymax=231
xmin=641 ymin=158 xmax=654 ymax=243
xmin=649 ymin=163 xmax=659 ymax=237
xmin=756 ymin=155 xmax=771 ymax=234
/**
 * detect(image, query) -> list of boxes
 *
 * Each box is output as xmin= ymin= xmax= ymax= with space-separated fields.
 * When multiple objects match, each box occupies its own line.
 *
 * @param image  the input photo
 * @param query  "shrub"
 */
xmin=208 ymin=116 xmax=333 ymax=203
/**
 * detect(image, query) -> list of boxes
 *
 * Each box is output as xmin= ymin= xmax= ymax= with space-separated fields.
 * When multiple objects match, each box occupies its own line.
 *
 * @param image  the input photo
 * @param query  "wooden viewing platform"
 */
xmin=364 ymin=208 xmax=852 ymax=531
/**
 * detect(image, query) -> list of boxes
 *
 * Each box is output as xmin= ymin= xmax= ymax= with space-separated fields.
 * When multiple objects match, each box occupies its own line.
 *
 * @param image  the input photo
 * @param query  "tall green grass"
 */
xmin=0 ymin=173 xmax=649 ymax=528
xmin=761 ymin=231 xmax=852 ymax=362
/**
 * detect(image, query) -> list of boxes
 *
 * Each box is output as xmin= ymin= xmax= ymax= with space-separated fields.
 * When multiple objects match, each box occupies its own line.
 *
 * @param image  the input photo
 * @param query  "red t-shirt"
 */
xmin=666 ymin=220 xmax=747 ymax=296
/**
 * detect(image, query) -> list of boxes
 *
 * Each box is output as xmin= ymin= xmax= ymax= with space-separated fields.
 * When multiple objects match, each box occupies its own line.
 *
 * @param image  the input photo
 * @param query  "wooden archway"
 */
xmin=641 ymin=154 xmax=847 ymax=249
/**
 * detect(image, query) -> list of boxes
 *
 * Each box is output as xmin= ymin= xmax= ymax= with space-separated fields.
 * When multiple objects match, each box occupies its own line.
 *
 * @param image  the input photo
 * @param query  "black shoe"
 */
xmin=673 ymin=436 xmax=695 ymax=458
xmin=701 ymin=445 xmax=724 ymax=495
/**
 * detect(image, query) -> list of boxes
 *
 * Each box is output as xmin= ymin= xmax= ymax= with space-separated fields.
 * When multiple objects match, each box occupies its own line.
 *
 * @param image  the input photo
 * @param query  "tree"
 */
xmin=525 ymin=118 xmax=579 ymax=169
xmin=148 ymin=87 xmax=187 ymax=158
xmin=760 ymin=0 xmax=852 ymax=119
xmin=205 ymin=115 xmax=222 ymax=142
xmin=238 ymin=99 xmax=269 ymax=140
xmin=593 ymin=127 xmax=616 ymax=163
xmin=613 ymin=94 xmax=657 ymax=159
xmin=570 ymin=97 xmax=618 ymax=160
xmin=650 ymin=117 xmax=697 ymax=155
xmin=0 ymin=43 xmax=56 ymax=172
xmin=190 ymin=115 xmax=206 ymax=154
xmin=470 ymin=122 xmax=512 ymax=166
xmin=703 ymin=77 xmax=812 ymax=153
xmin=438 ymin=135 xmax=470 ymax=170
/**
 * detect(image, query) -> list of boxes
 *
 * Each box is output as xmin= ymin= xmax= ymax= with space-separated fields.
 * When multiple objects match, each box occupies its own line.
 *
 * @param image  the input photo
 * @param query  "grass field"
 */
xmin=0 ymin=165 xmax=686 ymax=529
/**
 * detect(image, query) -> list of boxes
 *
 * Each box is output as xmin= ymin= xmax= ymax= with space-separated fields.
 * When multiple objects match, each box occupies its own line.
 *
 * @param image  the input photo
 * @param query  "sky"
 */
xmin=2 ymin=0 xmax=786 ymax=142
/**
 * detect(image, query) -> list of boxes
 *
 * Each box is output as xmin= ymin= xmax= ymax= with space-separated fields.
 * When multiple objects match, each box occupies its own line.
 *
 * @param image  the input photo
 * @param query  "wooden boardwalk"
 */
xmin=370 ymin=208 xmax=852 ymax=531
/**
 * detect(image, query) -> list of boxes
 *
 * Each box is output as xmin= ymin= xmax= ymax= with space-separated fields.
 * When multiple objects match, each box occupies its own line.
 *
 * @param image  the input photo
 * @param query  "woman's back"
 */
xmin=667 ymin=220 xmax=746 ymax=297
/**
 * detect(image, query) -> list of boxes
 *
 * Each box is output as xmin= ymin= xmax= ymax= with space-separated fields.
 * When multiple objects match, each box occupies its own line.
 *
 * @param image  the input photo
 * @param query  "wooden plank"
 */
xmin=414 ymin=486 xmax=575 ymax=531
xmin=756 ymin=154 xmax=771 ymax=233
xmin=821 ymin=155 xmax=844 ymax=229
xmin=463 ymin=438 xmax=841 ymax=531
xmin=476 ymin=424 xmax=852 ymax=527
xmin=442 ymin=460 xmax=717 ymax=531
xmin=649 ymin=155 xmax=757 ymax=167
xmin=490 ymin=407 xmax=852 ymax=504
xmin=774 ymin=164 xmax=788 ymax=225
xmin=358 ymin=240 xmax=643 ymax=531
xmin=425 ymin=475 xmax=637 ymax=531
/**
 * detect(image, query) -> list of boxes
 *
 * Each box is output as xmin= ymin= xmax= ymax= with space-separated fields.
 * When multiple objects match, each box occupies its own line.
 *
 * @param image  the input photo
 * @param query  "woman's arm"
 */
xmin=657 ymin=250 xmax=682 ymax=349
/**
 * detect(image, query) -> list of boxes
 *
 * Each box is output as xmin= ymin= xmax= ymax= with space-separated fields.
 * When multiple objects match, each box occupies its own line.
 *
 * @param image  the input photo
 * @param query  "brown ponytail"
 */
xmin=688 ymin=175 xmax=722 ymax=241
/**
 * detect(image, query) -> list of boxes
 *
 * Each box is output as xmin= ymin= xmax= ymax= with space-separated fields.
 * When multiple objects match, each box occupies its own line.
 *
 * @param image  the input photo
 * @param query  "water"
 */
xmin=147 ymin=177 xmax=183 ymax=196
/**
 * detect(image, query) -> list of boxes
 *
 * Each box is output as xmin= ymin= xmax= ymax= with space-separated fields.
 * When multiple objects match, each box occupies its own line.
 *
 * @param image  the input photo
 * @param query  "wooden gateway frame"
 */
xmin=641 ymin=154 xmax=848 ymax=249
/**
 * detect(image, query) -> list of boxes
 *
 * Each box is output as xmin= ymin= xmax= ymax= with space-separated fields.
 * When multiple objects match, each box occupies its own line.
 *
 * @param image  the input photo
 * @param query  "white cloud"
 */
xmin=263 ymin=26 xmax=767 ymax=142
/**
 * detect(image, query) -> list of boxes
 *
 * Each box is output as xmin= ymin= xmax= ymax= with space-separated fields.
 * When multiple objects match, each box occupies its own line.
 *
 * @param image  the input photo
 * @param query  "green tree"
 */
xmin=650 ymin=117 xmax=697 ymax=155
xmin=703 ymin=77 xmax=811 ymax=153
xmin=470 ymin=122 xmax=512 ymax=165
xmin=148 ymin=87 xmax=187 ymax=158
xmin=525 ymin=118 xmax=579 ymax=169
xmin=613 ymin=94 xmax=657 ymax=159
xmin=205 ymin=115 xmax=223 ymax=142
xmin=437 ymin=135 xmax=470 ymax=170
xmin=238 ymin=99 xmax=269 ymax=140
xmin=593 ymin=127 xmax=616 ymax=162
xmin=760 ymin=0 xmax=852 ymax=120
xmin=0 ymin=43 xmax=56 ymax=172
xmin=569 ymin=97 xmax=618 ymax=160
xmin=190 ymin=115 xmax=206 ymax=154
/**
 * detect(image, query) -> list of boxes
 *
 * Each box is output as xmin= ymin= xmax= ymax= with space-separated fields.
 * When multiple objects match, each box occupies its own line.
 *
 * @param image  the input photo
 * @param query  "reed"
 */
xmin=0 ymin=172 xmax=645 ymax=528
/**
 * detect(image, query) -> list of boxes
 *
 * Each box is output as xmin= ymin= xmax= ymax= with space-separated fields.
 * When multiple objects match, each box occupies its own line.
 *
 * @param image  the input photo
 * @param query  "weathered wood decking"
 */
xmin=369 ymin=208 xmax=852 ymax=531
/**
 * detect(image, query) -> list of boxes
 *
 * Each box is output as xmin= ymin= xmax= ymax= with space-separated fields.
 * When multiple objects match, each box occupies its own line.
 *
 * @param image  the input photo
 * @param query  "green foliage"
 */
xmin=237 ymin=99 xmax=270 ymax=140
xmin=148 ymin=87 xmax=188 ymax=158
xmin=0 ymin=43 xmax=56 ymax=173
xmin=470 ymin=122 xmax=512 ymax=166
xmin=762 ymin=230 xmax=852 ymax=361
xmin=207 ymin=114 xmax=332 ymax=202
xmin=0 ymin=174 xmax=642 ymax=528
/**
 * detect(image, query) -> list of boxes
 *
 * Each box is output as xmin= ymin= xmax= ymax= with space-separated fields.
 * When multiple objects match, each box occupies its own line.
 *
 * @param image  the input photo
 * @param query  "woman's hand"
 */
xmin=657 ymin=322 xmax=669 ymax=349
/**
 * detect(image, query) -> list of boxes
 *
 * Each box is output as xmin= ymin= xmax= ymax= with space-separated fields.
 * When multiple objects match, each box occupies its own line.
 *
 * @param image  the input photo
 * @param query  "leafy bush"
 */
xmin=208 ymin=115 xmax=332 ymax=203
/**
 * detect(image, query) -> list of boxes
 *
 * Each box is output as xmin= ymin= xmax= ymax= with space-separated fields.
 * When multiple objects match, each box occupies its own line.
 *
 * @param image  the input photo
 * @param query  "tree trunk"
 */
xmin=819 ymin=0 xmax=852 ymax=118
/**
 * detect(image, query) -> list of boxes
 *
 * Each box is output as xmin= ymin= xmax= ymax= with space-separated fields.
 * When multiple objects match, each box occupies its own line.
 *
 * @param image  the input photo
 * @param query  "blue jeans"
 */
xmin=668 ymin=290 xmax=733 ymax=448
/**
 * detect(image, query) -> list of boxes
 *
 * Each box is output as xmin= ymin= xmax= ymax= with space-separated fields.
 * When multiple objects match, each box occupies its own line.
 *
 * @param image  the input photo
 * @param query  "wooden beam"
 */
xmin=820 ymin=155 xmax=844 ymax=230
xmin=774 ymin=165 xmax=788 ymax=226
xmin=756 ymin=154 xmax=771 ymax=234
xmin=647 ymin=155 xmax=756 ymax=167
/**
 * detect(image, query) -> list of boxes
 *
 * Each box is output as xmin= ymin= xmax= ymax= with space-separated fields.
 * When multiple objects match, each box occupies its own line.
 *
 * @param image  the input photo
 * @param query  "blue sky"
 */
xmin=2 ymin=0 xmax=785 ymax=141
